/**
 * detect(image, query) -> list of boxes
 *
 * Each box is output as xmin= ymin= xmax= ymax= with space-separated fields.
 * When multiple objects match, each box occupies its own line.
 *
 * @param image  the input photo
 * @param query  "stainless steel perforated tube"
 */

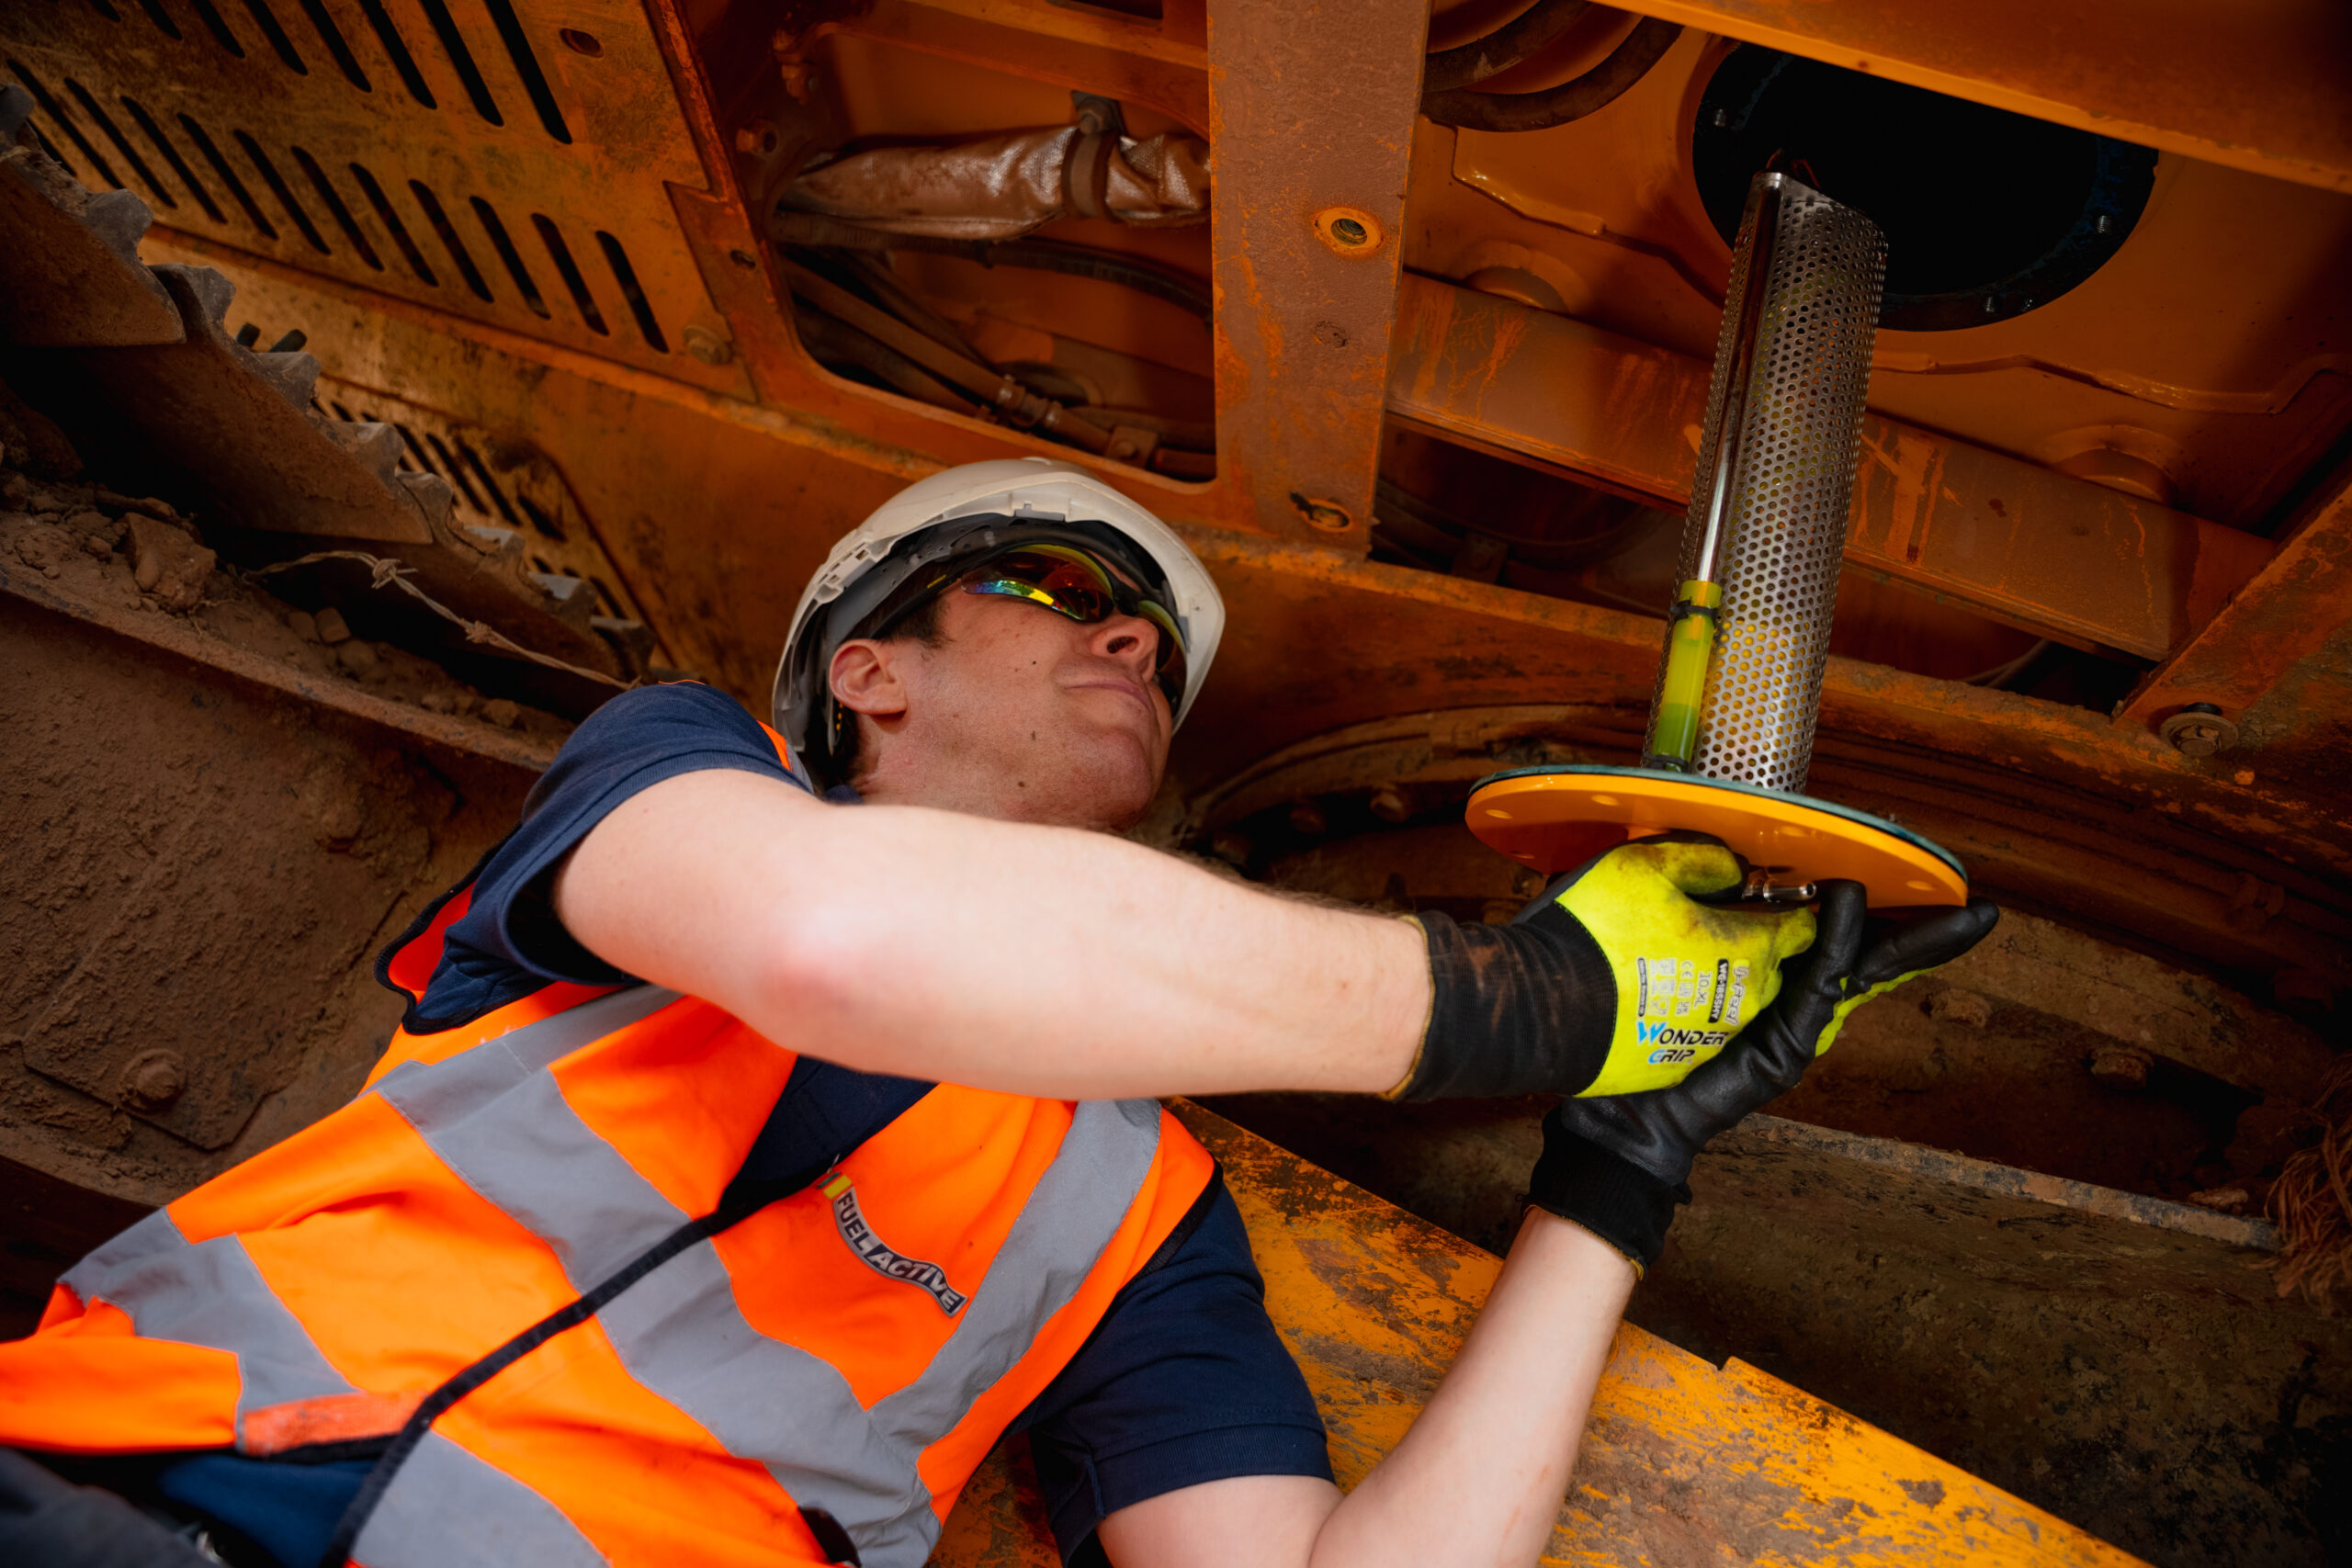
xmin=1645 ymin=172 xmax=1885 ymax=793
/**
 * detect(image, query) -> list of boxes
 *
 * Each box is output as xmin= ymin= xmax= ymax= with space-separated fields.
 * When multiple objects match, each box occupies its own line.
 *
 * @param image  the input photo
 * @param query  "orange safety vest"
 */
xmin=0 ymin=745 xmax=1216 ymax=1567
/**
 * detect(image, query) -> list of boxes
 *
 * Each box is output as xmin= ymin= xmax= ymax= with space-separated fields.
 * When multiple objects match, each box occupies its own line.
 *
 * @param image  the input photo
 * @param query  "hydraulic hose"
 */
xmin=1423 ymin=0 xmax=1592 ymax=93
xmin=779 ymin=256 xmax=1113 ymax=455
xmin=768 ymin=209 xmax=1213 ymax=323
xmin=792 ymin=303 xmax=973 ymax=414
xmin=1421 ymin=16 xmax=1682 ymax=132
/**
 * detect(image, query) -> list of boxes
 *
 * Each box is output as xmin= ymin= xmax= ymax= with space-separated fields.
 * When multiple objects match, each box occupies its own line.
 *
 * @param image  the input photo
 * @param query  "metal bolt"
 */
xmin=1368 ymin=784 xmax=1412 ymax=824
xmin=122 ymin=1050 xmax=187 ymax=1111
xmin=735 ymin=120 xmax=780 ymax=156
xmin=1984 ymin=296 xmax=1997 ymax=314
xmin=1712 ymin=107 xmax=1728 ymax=129
xmin=1291 ymin=492 xmax=1352 ymax=532
xmin=1329 ymin=217 xmax=1367 ymax=247
xmin=1287 ymin=797 xmax=1328 ymax=837
xmin=2096 ymin=213 xmax=2112 ymax=234
xmin=1209 ymin=829 xmax=1252 ymax=867
xmin=2087 ymin=1044 xmax=2152 ymax=1092
xmin=683 ymin=326 xmax=735 ymax=366
xmin=2158 ymin=702 xmax=2237 ymax=758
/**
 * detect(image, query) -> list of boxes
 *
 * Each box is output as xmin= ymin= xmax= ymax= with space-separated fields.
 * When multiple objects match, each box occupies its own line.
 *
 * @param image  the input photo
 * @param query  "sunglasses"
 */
xmin=954 ymin=544 xmax=1189 ymax=709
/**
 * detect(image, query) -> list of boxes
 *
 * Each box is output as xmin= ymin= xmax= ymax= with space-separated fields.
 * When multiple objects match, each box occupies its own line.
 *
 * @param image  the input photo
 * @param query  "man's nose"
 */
xmin=1091 ymin=612 xmax=1161 ymax=679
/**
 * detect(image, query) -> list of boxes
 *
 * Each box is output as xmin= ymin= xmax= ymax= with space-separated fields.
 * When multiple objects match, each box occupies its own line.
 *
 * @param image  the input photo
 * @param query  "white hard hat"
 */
xmin=772 ymin=457 xmax=1226 ymax=781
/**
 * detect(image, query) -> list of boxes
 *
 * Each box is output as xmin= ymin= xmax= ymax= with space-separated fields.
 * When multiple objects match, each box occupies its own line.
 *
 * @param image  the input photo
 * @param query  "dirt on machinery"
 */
xmin=0 ymin=391 xmax=551 ymax=1325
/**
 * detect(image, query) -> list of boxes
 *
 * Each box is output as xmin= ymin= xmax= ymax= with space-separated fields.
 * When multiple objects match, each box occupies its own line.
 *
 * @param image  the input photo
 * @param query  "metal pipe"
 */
xmin=1642 ymin=175 xmax=1786 ymax=772
xmin=1689 ymin=175 xmax=1787 ymax=592
xmin=1641 ymin=171 xmax=1885 ymax=790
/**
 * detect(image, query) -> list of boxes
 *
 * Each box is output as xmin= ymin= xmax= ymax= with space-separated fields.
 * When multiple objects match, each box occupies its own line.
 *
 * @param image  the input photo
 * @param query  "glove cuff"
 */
xmin=1398 ymin=908 xmax=1615 ymax=1101
xmin=1526 ymin=1115 xmax=1687 ymax=1269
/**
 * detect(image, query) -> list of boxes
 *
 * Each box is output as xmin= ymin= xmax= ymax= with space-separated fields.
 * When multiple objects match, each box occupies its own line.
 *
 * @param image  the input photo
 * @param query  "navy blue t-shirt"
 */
xmin=164 ymin=682 xmax=1329 ymax=1567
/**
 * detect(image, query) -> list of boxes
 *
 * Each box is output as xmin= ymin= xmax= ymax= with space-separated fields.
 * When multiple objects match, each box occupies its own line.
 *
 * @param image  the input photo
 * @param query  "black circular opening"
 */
xmin=1692 ymin=48 xmax=2156 ymax=331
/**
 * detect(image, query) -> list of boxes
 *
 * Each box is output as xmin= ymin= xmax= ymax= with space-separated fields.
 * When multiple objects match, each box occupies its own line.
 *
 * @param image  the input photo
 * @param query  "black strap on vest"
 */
xmin=314 ymin=1061 xmax=935 ymax=1568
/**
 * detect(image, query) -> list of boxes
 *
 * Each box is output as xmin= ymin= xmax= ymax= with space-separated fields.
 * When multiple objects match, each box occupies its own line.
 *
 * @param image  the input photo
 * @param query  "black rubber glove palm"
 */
xmin=1529 ymin=881 xmax=1999 ymax=1269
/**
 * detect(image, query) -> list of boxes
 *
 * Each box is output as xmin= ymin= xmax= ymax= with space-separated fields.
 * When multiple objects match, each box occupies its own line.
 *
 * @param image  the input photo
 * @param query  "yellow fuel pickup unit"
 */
xmin=1468 ymin=171 xmax=1968 ymax=910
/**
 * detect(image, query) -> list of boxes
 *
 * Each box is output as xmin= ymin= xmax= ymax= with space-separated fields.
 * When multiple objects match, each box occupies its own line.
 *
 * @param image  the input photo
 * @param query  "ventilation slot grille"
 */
xmin=314 ymin=389 xmax=662 ymax=661
xmin=6 ymin=5 xmax=714 ymax=377
xmin=597 ymin=230 xmax=666 ymax=352
xmin=121 ymin=96 xmax=223 ymax=223
xmin=20 ymin=0 xmax=581 ymax=138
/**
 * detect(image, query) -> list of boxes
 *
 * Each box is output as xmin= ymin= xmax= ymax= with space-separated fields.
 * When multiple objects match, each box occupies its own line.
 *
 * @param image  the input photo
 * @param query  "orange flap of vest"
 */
xmin=0 ymin=1295 xmax=241 ymax=1454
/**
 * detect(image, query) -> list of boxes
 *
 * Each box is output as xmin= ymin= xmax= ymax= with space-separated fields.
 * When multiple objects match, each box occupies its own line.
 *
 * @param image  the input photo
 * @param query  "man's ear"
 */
xmin=830 ymin=638 xmax=910 ymax=719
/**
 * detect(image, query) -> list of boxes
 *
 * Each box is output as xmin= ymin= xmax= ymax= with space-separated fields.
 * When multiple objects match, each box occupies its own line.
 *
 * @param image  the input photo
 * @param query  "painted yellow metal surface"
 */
xmin=932 ymin=1102 xmax=2144 ymax=1567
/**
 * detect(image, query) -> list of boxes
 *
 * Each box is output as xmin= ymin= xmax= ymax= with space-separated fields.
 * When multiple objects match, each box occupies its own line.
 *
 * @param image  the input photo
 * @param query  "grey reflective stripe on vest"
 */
xmin=372 ymin=986 xmax=689 ymax=1286
xmin=868 ymin=1098 xmax=1162 ymax=1457
xmin=465 ymin=983 xmax=684 ymax=1075
xmin=356 ymin=1431 xmax=605 ymax=1568
xmin=379 ymin=992 xmax=1165 ymax=1568
xmin=856 ymin=1095 xmax=1163 ymax=1565
xmin=57 ymin=1210 xmax=608 ymax=1568
xmin=60 ymin=1208 xmax=356 ymax=1442
xmin=600 ymin=1097 xmax=1162 ymax=1568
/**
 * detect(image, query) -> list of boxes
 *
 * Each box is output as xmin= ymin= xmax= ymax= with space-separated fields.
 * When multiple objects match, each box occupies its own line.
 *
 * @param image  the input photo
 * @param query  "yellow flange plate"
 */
xmin=1465 ymin=765 xmax=1968 ymax=908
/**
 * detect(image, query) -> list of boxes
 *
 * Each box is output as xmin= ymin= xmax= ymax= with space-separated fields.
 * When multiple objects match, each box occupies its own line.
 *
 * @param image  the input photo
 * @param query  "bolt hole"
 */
xmin=1311 ymin=206 xmax=1383 ymax=257
xmin=560 ymin=28 xmax=602 ymax=56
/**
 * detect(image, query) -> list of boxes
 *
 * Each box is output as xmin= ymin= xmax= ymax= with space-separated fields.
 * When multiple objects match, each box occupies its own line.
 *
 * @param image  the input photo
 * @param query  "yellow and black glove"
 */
xmin=1528 ymin=880 xmax=2000 ymax=1267
xmin=1394 ymin=840 xmax=1818 ymax=1101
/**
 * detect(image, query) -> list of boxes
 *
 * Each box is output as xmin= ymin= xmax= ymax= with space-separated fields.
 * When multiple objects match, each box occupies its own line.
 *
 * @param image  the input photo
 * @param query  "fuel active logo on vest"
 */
xmin=823 ymin=1171 xmax=969 ymax=1314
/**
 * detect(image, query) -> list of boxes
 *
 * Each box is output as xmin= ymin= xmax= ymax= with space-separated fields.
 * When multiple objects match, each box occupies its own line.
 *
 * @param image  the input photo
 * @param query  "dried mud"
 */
xmin=0 ymin=470 xmax=569 ymax=738
xmin=0 ymin=446 xmax=548 ymax=1333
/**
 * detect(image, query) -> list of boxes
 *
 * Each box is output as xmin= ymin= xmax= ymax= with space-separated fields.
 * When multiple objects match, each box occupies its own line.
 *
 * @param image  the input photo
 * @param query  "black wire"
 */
xmin=768 ymin=210 xmax=1212 ymax=323
xmin=795 ymin=301 xmax=978 ymax=412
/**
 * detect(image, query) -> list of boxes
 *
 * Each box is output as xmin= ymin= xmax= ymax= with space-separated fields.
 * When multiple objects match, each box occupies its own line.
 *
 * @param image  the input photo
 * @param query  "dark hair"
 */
xmin=826 ymin=581 xmax=955 ymax=787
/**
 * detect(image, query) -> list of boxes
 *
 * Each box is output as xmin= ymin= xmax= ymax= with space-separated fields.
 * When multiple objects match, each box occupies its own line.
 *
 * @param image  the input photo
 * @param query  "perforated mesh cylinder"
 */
xmin=1656 ymin=173 xmax=1884 ymax=793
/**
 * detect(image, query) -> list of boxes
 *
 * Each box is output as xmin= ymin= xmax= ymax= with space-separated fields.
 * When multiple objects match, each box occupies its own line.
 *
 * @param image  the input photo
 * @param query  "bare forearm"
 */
xmin=1308 ymin=1212 xmax=1633 ymax=1568
xmin=1092 ymin=1212 xmax=1634 ymax=1568
xmin=553 ymin=770 xmax=1428 ymax=1099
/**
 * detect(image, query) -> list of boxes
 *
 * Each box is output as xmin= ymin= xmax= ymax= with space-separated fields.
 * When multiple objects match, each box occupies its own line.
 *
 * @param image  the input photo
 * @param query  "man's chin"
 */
xmin=1042 ymin=732 xmax=1163 ymax=830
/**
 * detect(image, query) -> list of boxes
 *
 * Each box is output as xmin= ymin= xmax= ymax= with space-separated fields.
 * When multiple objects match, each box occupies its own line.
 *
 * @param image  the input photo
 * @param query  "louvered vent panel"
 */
xmin=4 ymin=0 xmax=742 ymax=394
xmin=318 ymin=381 xmax=669 ymax=654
